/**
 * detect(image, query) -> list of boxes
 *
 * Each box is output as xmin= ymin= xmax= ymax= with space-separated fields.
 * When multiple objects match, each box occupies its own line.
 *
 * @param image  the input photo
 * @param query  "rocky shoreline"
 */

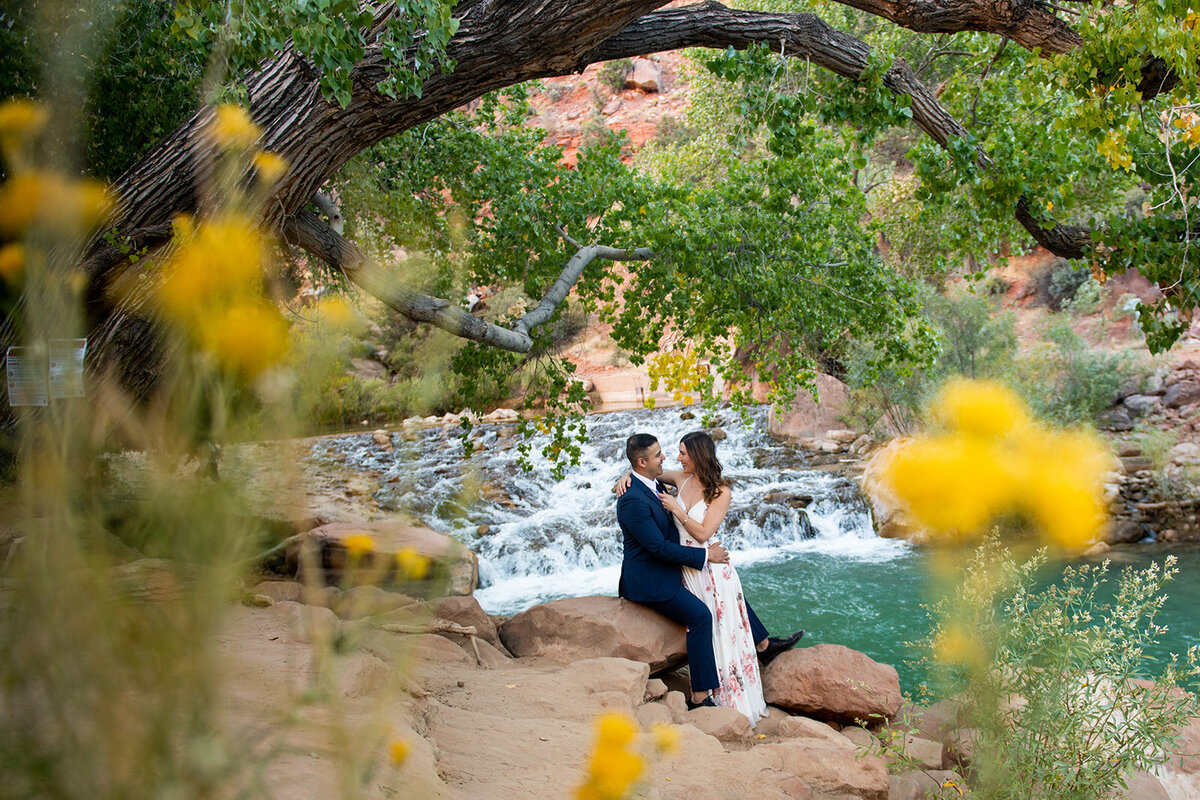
xmin=231 ymin=552 xmax=1200 ymax=799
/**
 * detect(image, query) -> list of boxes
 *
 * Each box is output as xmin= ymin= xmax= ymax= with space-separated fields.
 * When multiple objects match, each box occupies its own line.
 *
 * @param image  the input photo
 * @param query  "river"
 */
xmin=311 ymin=405 xmax=1200 ymax=692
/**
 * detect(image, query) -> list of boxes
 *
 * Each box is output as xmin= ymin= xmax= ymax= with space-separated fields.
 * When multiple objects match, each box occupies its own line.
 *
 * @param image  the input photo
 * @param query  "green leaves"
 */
xmin=171 ymin=0 xmax=459 ymax=106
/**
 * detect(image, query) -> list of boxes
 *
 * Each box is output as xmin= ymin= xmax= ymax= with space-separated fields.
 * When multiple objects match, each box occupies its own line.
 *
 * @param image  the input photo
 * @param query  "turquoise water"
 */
xmin=742 ymin=544 xmax=1200 ymax=694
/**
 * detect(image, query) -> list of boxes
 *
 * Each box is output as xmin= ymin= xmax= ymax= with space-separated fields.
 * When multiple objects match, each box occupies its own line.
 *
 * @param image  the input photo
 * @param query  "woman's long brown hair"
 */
xmin=682 ymin=431 xmax=729 ymax=503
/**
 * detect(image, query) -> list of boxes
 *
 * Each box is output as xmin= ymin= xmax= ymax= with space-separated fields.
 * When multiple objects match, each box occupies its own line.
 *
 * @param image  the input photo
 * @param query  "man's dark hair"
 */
xmin=626 ymin=433 xmax=658 ymax=467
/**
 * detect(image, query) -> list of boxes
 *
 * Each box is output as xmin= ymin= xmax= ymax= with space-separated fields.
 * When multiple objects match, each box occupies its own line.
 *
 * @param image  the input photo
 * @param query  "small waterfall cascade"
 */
xmin=309 ymin=406 xmax=910 ymax=614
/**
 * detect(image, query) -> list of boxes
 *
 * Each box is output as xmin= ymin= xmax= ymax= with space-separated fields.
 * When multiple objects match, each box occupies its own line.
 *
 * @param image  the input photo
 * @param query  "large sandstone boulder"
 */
xmin=859 ymin=439 xmax=924 ymax=542
xmin=625 ymin=57 xmax=662 ymax=92
xmin=287 ymin=519 xmax=478 ymax=595
xmin=433 ymin=595 xmax=502 ymax=648
xmin=767 ymin=373 xmax=851 ymax=440
xmin=763 ymin=644 xmax=903 ymax=724
xmin=498 ymin=596 xmax=686 ymax=671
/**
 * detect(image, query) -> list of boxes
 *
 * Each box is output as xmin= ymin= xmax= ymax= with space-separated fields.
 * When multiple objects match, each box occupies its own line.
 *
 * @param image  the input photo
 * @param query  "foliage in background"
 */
xmin=917 ymin=540 xmax=1200 ymax=800
xmin=597 ymin=58 xmax=633 ymax=94
xmin=1017 ymin=321 xmax=1139 ymax=426
xmin=331 ymin=80 xmax=932 ymax=469
xmin=844 ymin=283 xmax=1144 ymax=434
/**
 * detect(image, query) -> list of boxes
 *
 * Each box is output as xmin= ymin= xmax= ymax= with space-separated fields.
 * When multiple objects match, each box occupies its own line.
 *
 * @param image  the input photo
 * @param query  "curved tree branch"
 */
xmin=285 ymin=211 xmax=535 ymax=352
xmin=514 ymin=230 xmax=653 ymax=336
xmin=592 ymin=2 xmax=1093 ymax=255
xmin=286 ymin=212 xmax=654 ymax=351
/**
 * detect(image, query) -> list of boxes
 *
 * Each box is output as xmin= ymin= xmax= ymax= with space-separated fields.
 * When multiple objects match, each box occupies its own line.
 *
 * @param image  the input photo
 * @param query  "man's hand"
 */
xmin=706 ymin=542 xmax=728 ymax=564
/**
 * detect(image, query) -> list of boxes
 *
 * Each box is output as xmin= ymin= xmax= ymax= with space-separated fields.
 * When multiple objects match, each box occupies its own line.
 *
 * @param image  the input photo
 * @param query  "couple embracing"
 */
xmin=615 ymin=431 xmax=804 ymax=726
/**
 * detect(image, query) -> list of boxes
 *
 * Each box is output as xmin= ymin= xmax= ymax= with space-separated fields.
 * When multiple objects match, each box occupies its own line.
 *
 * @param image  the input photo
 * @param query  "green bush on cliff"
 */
xmin=917 ymin=540 xmax=1199 ymax=800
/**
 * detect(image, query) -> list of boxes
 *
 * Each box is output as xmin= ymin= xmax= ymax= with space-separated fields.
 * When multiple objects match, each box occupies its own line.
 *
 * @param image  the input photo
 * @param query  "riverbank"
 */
xmin=220 ymin=573 xmax=1200 ymax=800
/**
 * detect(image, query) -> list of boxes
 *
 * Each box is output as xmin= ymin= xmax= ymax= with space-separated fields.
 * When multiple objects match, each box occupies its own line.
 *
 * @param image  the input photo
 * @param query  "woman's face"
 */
xmin=677 ymin=441 xmax=693 ymax=474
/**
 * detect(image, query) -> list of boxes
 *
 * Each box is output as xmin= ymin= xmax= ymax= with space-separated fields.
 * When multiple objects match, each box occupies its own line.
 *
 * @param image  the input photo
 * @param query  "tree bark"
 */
xmin=82 ymin=0 xmax=1114 ymax=390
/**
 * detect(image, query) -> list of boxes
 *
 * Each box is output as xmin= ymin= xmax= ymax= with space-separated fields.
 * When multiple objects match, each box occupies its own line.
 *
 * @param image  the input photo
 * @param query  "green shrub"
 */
xmin=1041 ymin=258 xmax=1092 ymax=311
xmin=1013 ymin=321 xmax=1138 ymax=425
xmin=916 ymin=540 xmax=1199 ymax=800
xmin=1065 ymin=275 xmax=1103 ymax=315
xmin=597 ymin=58 xmax=632 ymax=93
xmin=654 ymin=115 xmax=698 ymax=148
xmin=844 ymin=286 xmax=1016 ymax=436
xmin=580 ymin=111 xmax=613 ymax=150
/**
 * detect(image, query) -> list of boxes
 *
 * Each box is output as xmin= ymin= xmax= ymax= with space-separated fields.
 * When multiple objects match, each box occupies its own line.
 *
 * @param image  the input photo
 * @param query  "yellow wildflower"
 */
xmin=396 ymin=547 xmax=431 ymax=581
xmin=576 ymin=713 xmax=645 ymax=800
xmin=932 ymin=379 xmax=1028 ymax=438
xmin=880 ymin=379 xmax=1110 ymax=547
xmin=158 ymin=213 xmax=265 ymax=326
xmin=881 ymin=435 xmax=1018 ymax=536
xmin=0 ymin=243 xmax=24 ymax=282
xmin=933 ymin=625 xmax=979 ymax=667
xmin=0 ymin=171 xmax=114 ymax=237
xmin=252 ymin=151 xmax=288 ymax=185
xmin=0 ymin=99 xmax=46 ymax=138
xmin=317 ymin=296 xmax=357 ymax=328
xmin=0 ymin=99 xmax=47 ymax=161
xmin=199 ymin=302 xmax=290 ymax=378
xmin=650 ymin=721 xmax=680 ymax=755
xmin=389 ymin=739 xmax=410 ymax=766
xmin=342 ymin=533 xmax=376 ymax=558
xmin=211 ymin=104 xmax=261 ymax=149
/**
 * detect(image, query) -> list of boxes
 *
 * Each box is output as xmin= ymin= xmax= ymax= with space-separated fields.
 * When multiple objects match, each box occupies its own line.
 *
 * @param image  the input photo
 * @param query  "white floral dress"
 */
xmin=676 ymin=478 xmax=767 ymax=726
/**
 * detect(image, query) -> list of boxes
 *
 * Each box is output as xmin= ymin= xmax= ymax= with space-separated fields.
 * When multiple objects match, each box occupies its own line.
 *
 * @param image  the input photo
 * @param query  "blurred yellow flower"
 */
xmin=576 ymin=713 xmax=645 ymax=800
xmin=158 ymin=212 xmax=266 ymax=326
xmin=932 ymin=379 xmax=1028 ymax=438
xmin=200 ymin=302 xmax=290 ymax=378
xmin=0 ymin=100 xmax=47 ymax=161
xmin=0 ymin=243 xmax=24 ymax=282
xmin=882 ymin=435 xmax=1017 ymax=535
xmin=933 ymin=625 xmax=979 ymax=667
xmin=342 ymin=533 xmax=376 ymax=558
xmin=155 ymin=218 xmax=270 ymax=366
xmin=317 ymin=296 xmax=357 ymax=328
xmin=389 ymin=739 xmax=410 ymax=766
xmin=596 ymin=713 xmax=637 ymax=748
xmin=0 ymin=100 xmax=46 ymax=137
xmin=880 ymin=379 xmax=1109 ymax=547
xmin=0 ymin=171 xmax=114 ymax=237
xmin=252 ymin=151 xmax=288 ymax=185
xmin=396 ymin=547 xmax=430 ymax=581
xmin=650 ymin=721 xmax=680 ymax=755
xmin=211 ymin=104 xmax=261 ymax=149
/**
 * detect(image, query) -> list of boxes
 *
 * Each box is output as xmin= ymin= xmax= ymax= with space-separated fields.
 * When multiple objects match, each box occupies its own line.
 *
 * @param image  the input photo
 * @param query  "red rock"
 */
xmin=767 ymin=373 xmax=851 ymax=439
xmin=433 ymin=595 xmax=503 ymax=648
xmin=760 ymin=739 xmax=889 ymax=799
xmin=762 ymin=644 xmax=903 ymax=724
xmin=498 ymin=596 xmax=685 ymax=671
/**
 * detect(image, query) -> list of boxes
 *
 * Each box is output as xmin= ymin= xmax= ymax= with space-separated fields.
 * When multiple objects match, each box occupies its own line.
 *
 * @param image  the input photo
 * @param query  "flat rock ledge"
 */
xmin=285 ymin=519 xmax=478 ymax=595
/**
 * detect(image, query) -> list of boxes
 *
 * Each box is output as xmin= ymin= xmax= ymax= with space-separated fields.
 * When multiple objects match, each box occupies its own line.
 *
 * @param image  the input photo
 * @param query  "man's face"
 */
xmin=640 ymin=442 xmax=666 ymax=478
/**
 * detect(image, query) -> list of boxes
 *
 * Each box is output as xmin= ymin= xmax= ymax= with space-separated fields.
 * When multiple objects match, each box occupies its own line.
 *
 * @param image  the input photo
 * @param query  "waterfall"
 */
xmin=310 ymin=406 xmax=911 ymax=614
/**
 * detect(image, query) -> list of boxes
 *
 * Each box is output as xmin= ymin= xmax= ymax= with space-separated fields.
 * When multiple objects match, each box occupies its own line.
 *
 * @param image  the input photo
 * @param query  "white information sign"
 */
xmin=48 ymin=338 xmax=86 ymax=399
xmin=6 ymin=346 xmax=48 ymax=407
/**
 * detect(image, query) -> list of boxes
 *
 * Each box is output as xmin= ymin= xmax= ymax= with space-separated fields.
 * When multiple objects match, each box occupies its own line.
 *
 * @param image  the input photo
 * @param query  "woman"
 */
xmin=616 ymin=431 xmax=767 ymax=725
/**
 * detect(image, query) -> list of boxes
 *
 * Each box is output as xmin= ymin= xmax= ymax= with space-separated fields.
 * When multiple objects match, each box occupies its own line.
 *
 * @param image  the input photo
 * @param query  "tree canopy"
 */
xmin=2 ymin=0 xmax=1198 ymax=443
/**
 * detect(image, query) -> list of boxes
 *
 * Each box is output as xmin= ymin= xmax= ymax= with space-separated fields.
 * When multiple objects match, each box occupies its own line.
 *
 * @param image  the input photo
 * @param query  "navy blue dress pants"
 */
xmin=641 ymin=585 xmax=720 ymax=692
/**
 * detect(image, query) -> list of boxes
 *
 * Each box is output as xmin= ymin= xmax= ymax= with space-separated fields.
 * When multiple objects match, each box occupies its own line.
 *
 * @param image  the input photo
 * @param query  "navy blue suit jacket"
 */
xmin=617 ymin=476 xmax=707 ymax=602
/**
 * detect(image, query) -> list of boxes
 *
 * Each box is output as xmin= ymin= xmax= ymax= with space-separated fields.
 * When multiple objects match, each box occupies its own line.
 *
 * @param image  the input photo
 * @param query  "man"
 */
xmin=616 ymin=433 xmax=804 ymax=709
